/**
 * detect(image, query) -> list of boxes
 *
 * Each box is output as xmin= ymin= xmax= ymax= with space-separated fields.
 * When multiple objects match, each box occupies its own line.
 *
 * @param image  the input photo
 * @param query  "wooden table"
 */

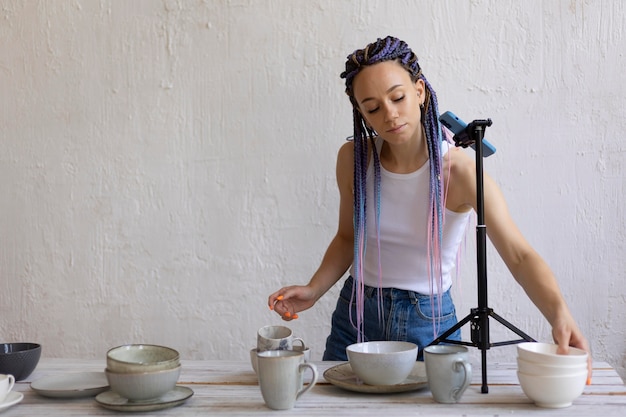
xmin=5 ymin=358 xmax=625 ymax=416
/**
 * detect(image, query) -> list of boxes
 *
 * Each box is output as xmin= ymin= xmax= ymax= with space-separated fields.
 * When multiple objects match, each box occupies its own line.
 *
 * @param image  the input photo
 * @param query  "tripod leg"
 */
xmin=428 ymin=313 xmax=473 ymax=345
xmin=481 ymin=348 xmax=488 ymax=393
xmin=490 ymin=312 xmax=536 ymax=342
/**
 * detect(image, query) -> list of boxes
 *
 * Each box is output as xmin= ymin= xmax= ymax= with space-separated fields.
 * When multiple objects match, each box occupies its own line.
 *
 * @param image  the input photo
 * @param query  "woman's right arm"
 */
xmin=268 ymin=142 xmax=355 ymax=320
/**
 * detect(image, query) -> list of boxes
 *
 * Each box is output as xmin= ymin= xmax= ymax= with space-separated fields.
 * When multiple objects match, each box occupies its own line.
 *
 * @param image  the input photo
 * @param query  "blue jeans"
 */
xmin=323 ymin=276 xmax=461 ymax=361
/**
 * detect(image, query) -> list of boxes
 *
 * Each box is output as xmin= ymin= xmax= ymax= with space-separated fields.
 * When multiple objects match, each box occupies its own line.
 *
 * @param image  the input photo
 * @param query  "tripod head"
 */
xmin=452 ymin=119 xmax=493 ymax=149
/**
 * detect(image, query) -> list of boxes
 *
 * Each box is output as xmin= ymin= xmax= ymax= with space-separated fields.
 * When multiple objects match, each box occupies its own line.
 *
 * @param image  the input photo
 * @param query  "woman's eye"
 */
xmin=366 ymin=107 xmax=379 ymax=114
xmin=393 ymin=96 xmax=405 ymax=102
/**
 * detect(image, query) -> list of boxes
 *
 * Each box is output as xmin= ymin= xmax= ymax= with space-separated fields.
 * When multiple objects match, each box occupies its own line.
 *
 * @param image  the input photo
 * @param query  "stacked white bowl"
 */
xmin=516 ymin=342 xmax=588 ymax=408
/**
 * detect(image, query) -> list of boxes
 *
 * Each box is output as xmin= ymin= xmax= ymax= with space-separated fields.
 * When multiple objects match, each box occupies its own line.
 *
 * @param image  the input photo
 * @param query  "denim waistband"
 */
xmin=346 ymin=276 xmax=444 ymax=303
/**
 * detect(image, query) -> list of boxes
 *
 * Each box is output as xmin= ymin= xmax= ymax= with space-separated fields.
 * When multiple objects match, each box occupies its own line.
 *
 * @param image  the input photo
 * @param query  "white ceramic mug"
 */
xmin=257 ymin=350 xmax=318 ymax=410
xmin=257 ymin=325 xmax=305 ymax=352
xmin=292 ymin=344 xmax=311 ymax=362
xmin=424 ymin=345 xmax=472 ymax=403
xmin=0 ymin=374 xmax=15 ymax=403
xmin=250 ymin=345 xmax=311 ymax=375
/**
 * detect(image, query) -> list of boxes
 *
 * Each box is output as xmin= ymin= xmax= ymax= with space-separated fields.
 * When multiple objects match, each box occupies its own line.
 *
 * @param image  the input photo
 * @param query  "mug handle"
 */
xmin=296 ymin=363 xmax=318 ymax=400
xmin=6 ymin=374 xmax=15 ymax=392
xmin=292 ymin=338 xmax=306 ymax=350
xmin=451 ymin=359 xmax=472 ymax=402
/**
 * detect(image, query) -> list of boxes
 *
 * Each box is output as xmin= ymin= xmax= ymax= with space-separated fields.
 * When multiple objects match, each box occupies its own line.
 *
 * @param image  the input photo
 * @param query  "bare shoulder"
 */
xmin=443 ymin=147 xmax=477 ymax=212
xmin=334 ymin=141 xmax=354 ymax=193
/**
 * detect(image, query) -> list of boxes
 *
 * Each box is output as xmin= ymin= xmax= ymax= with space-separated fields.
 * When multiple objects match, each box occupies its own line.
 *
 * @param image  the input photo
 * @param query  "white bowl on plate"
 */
xmin=105 ymin=365 xmax=180 ymax=401
xmin=346 ymin=341 xmax=417 ymax=386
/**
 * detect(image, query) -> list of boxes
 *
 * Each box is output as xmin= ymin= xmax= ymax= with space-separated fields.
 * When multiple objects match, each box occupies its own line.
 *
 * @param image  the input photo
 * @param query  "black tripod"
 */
xmin=428 ymin=119 xmax=535 ymax=393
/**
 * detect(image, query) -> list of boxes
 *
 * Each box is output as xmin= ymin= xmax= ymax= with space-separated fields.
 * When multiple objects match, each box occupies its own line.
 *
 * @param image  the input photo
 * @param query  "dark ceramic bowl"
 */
xmin=0 ymin=343 xmax=42 ymax=381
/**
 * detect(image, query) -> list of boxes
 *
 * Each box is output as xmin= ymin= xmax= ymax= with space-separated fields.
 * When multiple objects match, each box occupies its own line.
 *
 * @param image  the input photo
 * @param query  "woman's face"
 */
xmin=352 ymin=61 xmax=425 ymax=145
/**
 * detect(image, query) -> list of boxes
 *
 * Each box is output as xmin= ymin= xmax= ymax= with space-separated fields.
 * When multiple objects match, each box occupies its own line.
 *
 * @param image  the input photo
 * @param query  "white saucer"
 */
xmin=324 ymin=361 xmax=428 ymax=393
xmin=95 ymin=385 xmax=193 ymax=412
xmin=31 ymin=372 xmax=109 ymax=398
xmin=0 ymin=391 xmax=24 ymax=412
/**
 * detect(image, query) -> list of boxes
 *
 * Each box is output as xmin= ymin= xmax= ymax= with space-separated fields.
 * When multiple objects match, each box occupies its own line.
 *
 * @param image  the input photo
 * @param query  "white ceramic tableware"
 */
xmin=257 ymin=325 xmax=305 ymax=352
xmin=106 ymin=344 xmax=180 ymax=374
xmin=292 ymin=345 xmax=311 ymax=362
xmin=516 ymin=342 xmax=587 ymax=366
xmin=323 ymin=361 xmax=428 ymax=393
xmin=346 ymin=341 xmax=417 ymax=386
xmin=516 ymin=356 xmax=587 ymax=376
xmin=0 ymin=374 xmax=15 ymax=403
xmin=251 ymin=345 xmax=311 ymax=374
xmin=105 ymin=365 xmax=181 ymax=401
xmin=517 ymin=369 xmax=587 ymax=408
xmin=250 ymin=348 xmax=260 ymax=374
xmin=30 ymin=372 xmax=109 ymax=398
xmin=423 ymin=345 xmax=472 ymax=404
xmin=257 ymin=350 xmax=318 ymax=410
xmin=95 ymin=386 xmax=193 ymax=412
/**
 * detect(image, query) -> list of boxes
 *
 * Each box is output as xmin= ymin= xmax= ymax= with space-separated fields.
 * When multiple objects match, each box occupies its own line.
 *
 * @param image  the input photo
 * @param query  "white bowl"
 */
xmin=105 ymin=365 xmax=181 ymax=401
xmin=517 ymin=356 xmax=587 ymax=376
xmin=517 ymin=342 xmax=587 ymax=366
xmin=517 ymin=369 xmax=587 ymax=408
xmin=107 ymin=344 xmax=180 ymax=373
xmin=346 ymin=341 xmax=417 ymax=386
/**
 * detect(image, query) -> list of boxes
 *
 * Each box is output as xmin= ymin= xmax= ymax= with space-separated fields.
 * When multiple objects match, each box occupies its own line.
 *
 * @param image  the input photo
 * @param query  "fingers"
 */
xmin=268 ymin=289 xmax=299 ymax=320
xmin=553 ymin=326 xmax=592 ymax=384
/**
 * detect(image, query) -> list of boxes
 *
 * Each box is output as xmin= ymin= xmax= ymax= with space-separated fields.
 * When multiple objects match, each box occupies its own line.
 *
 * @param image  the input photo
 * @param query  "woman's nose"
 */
xmin=383 ymin=103 xmax=398 ymax=121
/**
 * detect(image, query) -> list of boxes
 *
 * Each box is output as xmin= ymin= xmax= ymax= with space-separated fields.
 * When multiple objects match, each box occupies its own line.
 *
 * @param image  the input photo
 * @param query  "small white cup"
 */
xmin=292 ymin=345 xmax=311 ymax=362
xmin=0 ymin=374 xmax=15 ymax=403
xmin=257 ymin=325 xmax=305 ymax=352
xmin=424 ymin=345 xmax=472 ymax=403
xmin=257 ymin=350 xmax=318 ymax=410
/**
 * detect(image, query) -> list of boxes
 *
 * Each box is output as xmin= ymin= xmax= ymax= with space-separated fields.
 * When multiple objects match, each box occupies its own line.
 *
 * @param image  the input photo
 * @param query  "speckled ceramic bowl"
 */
xmin=346 ymin=341 xmax=417 ymax=385
xmin=105 ymin=365 xmax=181 ymax=401
xmin=106 ymin=344 xmax=179 ymax=374
xmin=0 ymin=343 xmax=42 ymax=381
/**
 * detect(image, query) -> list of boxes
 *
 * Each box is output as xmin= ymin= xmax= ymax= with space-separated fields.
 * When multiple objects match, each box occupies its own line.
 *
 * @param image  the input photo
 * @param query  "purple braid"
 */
xmin=340 ymin=36 xmax=445 ymax=342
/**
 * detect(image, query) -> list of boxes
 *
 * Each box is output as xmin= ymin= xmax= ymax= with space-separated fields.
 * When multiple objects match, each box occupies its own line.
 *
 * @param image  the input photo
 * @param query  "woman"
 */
xmin=268 ymin=36 xmax=590 ymax=377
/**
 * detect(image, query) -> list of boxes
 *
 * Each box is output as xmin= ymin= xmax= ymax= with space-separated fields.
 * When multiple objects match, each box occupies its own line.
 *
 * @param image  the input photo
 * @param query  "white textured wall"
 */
xmin=1 ymin=0 xmax=624 ymax=380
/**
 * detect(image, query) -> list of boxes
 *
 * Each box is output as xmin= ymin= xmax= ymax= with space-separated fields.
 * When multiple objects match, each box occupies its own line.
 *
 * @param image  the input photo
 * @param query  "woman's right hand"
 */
xmin=268 ymin=285 xmax=318 ymax=321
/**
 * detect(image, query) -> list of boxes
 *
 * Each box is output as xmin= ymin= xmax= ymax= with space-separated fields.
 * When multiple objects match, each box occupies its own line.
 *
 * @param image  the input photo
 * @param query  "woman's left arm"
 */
xmin=445 ymin=148 xmax=591 ymax=379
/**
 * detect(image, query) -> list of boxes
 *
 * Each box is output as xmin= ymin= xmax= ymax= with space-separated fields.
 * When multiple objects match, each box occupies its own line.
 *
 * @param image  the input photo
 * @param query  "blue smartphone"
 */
xmin=439 ymin=111 xmax=496 ymax=157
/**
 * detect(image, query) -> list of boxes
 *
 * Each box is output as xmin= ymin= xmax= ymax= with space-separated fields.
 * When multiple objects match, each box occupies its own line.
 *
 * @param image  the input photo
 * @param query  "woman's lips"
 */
xmin=387 ymin=123 xmax=406 ymax=133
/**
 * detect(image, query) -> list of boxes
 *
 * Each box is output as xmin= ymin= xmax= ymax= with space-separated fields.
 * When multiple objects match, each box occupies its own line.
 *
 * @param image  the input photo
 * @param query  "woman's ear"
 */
xmin=414 ymin=79 xmax=425 ymax=105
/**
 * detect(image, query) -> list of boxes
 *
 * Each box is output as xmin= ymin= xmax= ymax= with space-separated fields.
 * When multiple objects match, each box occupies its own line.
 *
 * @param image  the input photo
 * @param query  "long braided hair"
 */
xmin=340 ymin=36 xmax=445 ymax=342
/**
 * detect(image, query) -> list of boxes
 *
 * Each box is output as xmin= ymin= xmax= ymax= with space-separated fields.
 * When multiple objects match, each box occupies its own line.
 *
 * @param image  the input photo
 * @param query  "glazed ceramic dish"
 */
xmin=324 ymin=361 xmax=428 ymax=393
xmin=0 ymin=391 xmax=24 ymax=412
xmin=31 ymin=372 xmax=109 ymax=398
xmin=95 ymin=386 xmax=193 ymax=412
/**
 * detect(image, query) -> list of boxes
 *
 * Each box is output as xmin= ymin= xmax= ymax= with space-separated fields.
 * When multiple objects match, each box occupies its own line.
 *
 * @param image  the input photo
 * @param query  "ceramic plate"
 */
xmin=0 ymin=391 xmax=24 ymax=412
xmin=31 ymin=372 xmax=109 ymax=398
xmin=95 ymin=385 xmax=193 ymax=412
xmin=324 ymin=361 xmax=428 ymax=393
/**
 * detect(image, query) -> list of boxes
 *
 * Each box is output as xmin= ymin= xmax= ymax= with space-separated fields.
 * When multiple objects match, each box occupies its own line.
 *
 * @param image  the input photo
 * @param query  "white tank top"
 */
xmin=351 ymin=139 xmax=471 ymax=294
